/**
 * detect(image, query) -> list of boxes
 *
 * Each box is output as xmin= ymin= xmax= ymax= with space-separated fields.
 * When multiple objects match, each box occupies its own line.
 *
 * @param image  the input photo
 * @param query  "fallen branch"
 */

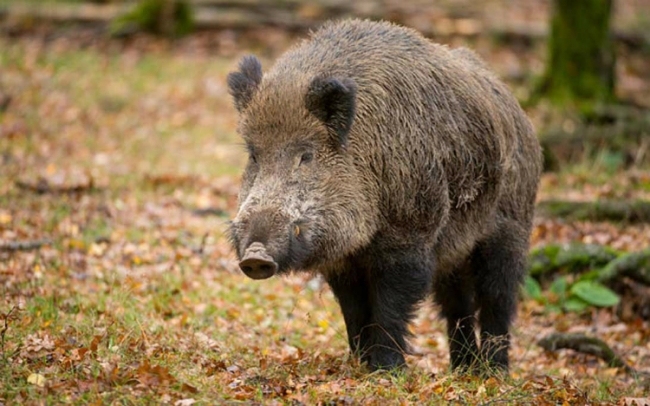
xmin=539 ymin=109 xmax=650 ymax=169
xmin=598 ymin=250 xmax=650 ymax=286
xmin=0 ymin=239 xmax=52 ymax=252
xmin=538 ymin=333 xmax=636 ymax=374
xmin=540 ymin=106 xmax=650 ymax=146
xmin=536 ymin=200 xmax=650 ymax=224
xmin=528 ymin=243 xmax=619 ymax=279
xmin=16 ymin=178 xmax=96 ymax=195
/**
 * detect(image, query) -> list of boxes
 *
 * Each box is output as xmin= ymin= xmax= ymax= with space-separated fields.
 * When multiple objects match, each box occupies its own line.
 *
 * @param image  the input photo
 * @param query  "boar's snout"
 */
xmin=239 ymin=242 xmax=278 ymax=280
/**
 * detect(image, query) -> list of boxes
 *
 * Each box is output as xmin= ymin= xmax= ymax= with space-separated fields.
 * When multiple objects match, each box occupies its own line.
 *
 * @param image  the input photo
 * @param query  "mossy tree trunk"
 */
xmin=540 ymin=0 xmax=616 ymax=108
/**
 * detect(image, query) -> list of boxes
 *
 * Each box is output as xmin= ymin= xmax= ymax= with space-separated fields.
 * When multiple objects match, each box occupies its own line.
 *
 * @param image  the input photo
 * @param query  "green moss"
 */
xmin=597 ymin=249 xmax=650 ymax=284
xmin=110 ymin=0 xmax=194 ymax=37
xmin=528 ymin=243 xmax=619 ymax=279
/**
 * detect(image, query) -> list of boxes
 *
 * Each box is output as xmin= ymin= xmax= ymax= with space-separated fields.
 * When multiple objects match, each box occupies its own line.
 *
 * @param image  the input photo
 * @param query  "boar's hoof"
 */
xmin=239 ymin=243 xmax=278 ymax=280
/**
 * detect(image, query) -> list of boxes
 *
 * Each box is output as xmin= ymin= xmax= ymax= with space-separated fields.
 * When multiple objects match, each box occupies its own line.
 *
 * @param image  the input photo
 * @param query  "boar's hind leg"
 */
xmin=432 ymin=266 xmax=479 ymax=372
xmin=472 ymin=221 xmax=527 ymax=373
xmin=326 ymin=271 xmax=372 ymax=357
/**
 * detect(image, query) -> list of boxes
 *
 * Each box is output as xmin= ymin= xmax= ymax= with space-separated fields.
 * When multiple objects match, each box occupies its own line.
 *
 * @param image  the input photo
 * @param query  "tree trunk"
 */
xmin=159 ymin=0 xmax=175 ymax=37
xmin=540 ymin=0 xmax=616 ymax=108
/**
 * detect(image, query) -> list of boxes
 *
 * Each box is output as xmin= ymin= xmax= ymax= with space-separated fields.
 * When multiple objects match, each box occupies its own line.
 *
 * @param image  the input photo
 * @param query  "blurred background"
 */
xmin=2 ymin=0 xmax=649 ymax=175
xmin=1 ymin=0 xmax=649 ymax=403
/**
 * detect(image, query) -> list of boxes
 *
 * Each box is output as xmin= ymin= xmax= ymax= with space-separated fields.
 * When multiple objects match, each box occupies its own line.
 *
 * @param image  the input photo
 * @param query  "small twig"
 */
xmin=0 ymin=239 xmax=52 ymax=252
xmin=1 ymin=306 xmax=16 ymax=359
xmin=191 ymin=207 xmax=227 ymax=217
xmin=539 ymin=333 xmax=636 ymax=374
xmin=197 ymin=233 xmax=209 ymax=255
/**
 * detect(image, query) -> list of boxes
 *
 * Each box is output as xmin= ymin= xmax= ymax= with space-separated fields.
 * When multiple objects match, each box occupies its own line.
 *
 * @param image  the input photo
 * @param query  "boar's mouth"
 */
xmin=239 ymin=242 xmax=278 ymax=279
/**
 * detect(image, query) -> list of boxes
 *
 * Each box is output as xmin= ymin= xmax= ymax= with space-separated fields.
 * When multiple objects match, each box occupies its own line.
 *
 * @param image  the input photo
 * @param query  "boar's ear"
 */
xmin=305 ymin=76 xmax=356 ymax=148
xmin=227 ymin=55 xmax=263 ymax=112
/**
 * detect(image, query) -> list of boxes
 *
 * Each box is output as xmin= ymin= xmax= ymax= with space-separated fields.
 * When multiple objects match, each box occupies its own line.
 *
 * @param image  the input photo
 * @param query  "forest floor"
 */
xmin=1 ymin=12 xmax=650 ymax=405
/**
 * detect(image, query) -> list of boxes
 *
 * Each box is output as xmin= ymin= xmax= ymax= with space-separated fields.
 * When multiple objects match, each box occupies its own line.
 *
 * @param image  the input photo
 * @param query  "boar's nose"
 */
xmin=239 ymin=242 xmax=278 ymax=280
xmin=240 ymin=257 xmax=277 ymax=280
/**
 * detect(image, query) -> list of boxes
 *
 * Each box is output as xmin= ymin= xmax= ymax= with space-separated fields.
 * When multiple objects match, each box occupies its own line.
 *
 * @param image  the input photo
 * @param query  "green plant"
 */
xmin=523 ymin=275 xmax=620 ymax=313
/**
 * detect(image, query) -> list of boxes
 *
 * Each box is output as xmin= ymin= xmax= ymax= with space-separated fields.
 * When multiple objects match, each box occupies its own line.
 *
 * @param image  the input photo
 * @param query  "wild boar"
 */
xmin=227 ymin=19 xmax=542 ymax=372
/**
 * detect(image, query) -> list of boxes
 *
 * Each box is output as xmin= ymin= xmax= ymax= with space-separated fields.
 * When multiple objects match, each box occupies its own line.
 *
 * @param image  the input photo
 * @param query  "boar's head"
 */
xmin=226 ymin=55 xmax=376 ymax=279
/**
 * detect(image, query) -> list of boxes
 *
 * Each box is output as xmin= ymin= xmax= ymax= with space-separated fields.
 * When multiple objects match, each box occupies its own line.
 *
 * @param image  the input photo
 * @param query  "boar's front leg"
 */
xmin=360 ymin=245 xmax=433 ymax=370
xmin=326 ymin=271 xmax=372 ymax=356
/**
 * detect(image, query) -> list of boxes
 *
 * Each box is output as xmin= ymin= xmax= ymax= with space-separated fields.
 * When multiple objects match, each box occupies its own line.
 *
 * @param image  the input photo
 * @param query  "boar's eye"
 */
xmin=249 ymin=153 xmax=258 ymax=164
xmin=299 ymin=152 xmax=314 ymax=165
